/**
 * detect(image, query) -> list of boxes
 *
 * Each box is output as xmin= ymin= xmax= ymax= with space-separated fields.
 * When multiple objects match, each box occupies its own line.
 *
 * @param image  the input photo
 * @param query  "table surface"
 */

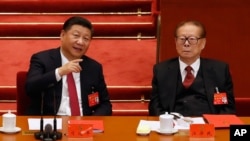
xmin=0 ymin=116 xmax=249 ymax=141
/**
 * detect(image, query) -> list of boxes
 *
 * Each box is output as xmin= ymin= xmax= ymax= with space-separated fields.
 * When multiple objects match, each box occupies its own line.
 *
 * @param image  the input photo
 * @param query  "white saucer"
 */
xmin=156 ymin=128 xmax=178 ymax=135
xmin=0 ymin=127 xmax=21 ymax=134
xmin=136 ymin=132 xmax=150 ymax=136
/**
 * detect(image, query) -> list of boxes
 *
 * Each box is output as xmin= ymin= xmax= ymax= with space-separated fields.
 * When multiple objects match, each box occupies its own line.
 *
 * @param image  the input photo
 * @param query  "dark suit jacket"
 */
xmin=25 ymin=48 xmax=112 ymax=116
xmin=148 ymin=57 xmax=236 ymax=116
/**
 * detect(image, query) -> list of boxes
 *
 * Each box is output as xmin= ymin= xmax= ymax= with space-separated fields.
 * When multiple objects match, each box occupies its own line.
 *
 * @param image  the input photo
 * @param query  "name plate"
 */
xmin=190 ymin=124 xmax=215 ymax=138
xmin=68 ymin=121 xmax=93 ymax=138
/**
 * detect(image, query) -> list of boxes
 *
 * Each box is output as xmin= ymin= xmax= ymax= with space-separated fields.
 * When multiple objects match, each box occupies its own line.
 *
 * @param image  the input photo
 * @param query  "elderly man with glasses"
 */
xmin=148 ymin=20 xmax=236 ymax=117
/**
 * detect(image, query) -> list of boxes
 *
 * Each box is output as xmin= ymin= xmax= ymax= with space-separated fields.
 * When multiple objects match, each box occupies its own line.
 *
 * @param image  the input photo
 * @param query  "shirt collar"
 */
xmin=179 ymin=57 xmax=200 ymax=76
xmin=60 ymin=49 xmax=69 ymax=65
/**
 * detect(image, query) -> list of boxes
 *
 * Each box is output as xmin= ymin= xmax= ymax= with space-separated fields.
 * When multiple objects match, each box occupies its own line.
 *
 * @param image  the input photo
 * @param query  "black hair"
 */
xmin=63 ymin=16 xmax=94 ymax=36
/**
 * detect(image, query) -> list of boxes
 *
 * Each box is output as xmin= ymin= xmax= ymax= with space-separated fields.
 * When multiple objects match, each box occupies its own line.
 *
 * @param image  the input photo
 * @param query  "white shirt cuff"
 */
xmin=55 ymin=68 xmax=62 ymax=81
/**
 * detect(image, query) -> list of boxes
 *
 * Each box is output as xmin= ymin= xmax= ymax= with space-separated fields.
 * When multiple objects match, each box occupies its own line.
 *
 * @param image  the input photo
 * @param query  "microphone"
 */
xmin=34 ymin=92 xmax=45 ymax=140
xmin=43 ymin=124 xmax=53 ymax=141
xmin=34 ymin=84 xmax=62 ymax=140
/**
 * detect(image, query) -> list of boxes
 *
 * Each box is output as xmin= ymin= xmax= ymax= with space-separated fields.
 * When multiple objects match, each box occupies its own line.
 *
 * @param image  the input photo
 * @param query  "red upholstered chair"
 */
xmin=16 ymin=71 xmax=30 ymax=115
xmin=235 ymin=98 xmax=250 ymax=116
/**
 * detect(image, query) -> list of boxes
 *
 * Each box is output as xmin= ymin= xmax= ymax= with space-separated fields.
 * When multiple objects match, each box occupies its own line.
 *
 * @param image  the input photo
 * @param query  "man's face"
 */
xmin=175 ymin=24 xmax=206 ymax=64
xmin=60 ymin=25 xmax=92 ymax=60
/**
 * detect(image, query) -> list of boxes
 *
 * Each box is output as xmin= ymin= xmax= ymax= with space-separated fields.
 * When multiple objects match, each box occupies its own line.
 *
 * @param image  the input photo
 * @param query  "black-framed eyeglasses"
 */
xmin=176 ymin=36 xmax=202 ymax=45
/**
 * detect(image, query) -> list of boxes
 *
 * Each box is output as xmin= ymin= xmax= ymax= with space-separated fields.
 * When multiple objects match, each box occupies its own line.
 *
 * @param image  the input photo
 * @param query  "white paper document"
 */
xmin=138 ymin=117 xmax=205 ymax=131
xmin=28 ymin=118 xmax=62 ymax=130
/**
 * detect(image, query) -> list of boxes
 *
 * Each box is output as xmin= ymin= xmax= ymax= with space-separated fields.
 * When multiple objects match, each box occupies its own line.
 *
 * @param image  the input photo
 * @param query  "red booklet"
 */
xmin=68 ymin=120 xmax=104 ymax=133
xmin=203 ymin=114 xmax=244 ymax=128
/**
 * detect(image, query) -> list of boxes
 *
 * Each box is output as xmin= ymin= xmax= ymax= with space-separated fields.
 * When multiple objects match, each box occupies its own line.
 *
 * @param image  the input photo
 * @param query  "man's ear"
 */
xmin=60 ymin=30 xmax=65 ymax=41
xmin=201 ymin=38 xmax=206 ymax=49
xmin=60 ymin=30 xmax=65 ymax=37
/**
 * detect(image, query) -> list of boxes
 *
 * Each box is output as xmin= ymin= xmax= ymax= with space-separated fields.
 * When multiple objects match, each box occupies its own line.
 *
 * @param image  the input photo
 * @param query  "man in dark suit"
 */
xmin=148 ymin=20 xmax=235 ymax=116
xmin=26 ymin=16 xmax=112 ymax=116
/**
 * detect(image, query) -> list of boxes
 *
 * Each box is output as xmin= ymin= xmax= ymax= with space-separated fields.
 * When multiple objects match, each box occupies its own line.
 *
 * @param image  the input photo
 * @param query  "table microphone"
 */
xmin=43 ymin=124 xmax=53 ymax=141
xmin=34 ymin=85 xmax=62 ymax=140
xmin=34 ymin=92 xmax=45 ymax=140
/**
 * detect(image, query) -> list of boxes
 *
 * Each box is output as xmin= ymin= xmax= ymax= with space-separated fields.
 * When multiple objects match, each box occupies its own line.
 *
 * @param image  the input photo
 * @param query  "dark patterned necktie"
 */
xmin=183 ymin=66 xmax=194 ymax=88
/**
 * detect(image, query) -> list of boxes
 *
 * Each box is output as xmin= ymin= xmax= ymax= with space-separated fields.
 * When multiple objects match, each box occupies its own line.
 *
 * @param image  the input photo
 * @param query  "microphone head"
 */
xmin=43 ymin=124 xmax=53 ymax=141
xmin=45 ymin=124 xmax=53 ymax=133
xmin=44 ymin=123 xmax=62 ymax=140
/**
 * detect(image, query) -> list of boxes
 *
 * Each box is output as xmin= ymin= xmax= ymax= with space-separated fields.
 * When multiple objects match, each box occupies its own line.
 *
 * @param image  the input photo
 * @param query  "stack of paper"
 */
xmin=137 ymin=117 xmax=205 ymax=132
xmin=28 ymin=118 xmax=62 ymax=130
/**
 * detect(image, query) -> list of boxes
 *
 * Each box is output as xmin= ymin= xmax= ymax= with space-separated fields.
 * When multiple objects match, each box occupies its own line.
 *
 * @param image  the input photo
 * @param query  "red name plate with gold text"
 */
xmin=68 ymin=121 xmax=93 ymax=138
xmin=190 ymin=124 xmax=215 ymax=138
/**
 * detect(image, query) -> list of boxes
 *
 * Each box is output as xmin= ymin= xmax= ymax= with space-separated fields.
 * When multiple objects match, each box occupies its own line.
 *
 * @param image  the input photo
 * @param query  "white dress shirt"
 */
xmin=55 ymin=50 xmax=83 ymax=116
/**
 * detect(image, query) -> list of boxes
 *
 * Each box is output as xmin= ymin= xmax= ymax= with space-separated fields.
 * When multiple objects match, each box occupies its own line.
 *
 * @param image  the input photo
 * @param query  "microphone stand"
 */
xmin=52 ymin=87 xmax=62 ymax=140
xmin=34 ymin=92 xmax=44 ymax=140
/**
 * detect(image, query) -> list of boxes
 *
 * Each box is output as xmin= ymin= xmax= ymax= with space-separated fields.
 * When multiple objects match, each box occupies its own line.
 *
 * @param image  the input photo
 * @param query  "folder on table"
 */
xmin=203 ymin=114 xmax=244 ymax=128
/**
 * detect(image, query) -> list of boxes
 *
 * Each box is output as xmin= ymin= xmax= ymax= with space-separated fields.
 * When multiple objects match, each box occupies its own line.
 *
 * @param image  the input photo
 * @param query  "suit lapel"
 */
xmin=165 ymin=60 xmax=180 ymax=111
xmin=49 ymin=48 xmax=63 ymax=110
xmin=79 ymin=56 xmax=88 ymax=107
xmin=49 ymin=48 xmax=62 ymax=68
xmin=79 ymin=56 xmax=86 ymax=86
xmin=201 ymin=59 xmax=217 ymax=112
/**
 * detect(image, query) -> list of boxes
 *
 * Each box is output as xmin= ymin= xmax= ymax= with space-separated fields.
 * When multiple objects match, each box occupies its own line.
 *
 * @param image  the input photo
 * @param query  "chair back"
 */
xmin=235 ymin=98 xmax=250 ymax=116
xmin=16 ymin=71 xmax=30 ymax=115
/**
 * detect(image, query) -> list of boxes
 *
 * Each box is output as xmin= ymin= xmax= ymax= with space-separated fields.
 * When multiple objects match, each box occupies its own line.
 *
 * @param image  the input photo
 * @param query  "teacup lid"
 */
xmin=160 ymin=113 xmax=173 ymax=118
xmin=2 ymin=110 xmax=16 ymax=117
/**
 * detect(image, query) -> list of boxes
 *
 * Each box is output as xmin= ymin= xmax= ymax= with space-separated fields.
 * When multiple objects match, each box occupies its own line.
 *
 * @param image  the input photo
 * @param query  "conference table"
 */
xmin=0 ymin=116 xmax=249 ymax=141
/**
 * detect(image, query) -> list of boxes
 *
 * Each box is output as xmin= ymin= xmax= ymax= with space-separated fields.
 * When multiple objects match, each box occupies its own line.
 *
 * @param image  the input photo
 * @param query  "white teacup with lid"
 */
xmin=2 ymin=110 xmax=16 ymax=131
xmin=159 ymin=112 xmax=174 ymax=132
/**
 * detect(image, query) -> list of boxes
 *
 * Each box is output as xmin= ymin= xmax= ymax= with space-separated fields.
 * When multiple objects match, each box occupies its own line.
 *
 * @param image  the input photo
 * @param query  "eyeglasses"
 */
xmin=176 ymin=36 xmax=202 ymax=45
